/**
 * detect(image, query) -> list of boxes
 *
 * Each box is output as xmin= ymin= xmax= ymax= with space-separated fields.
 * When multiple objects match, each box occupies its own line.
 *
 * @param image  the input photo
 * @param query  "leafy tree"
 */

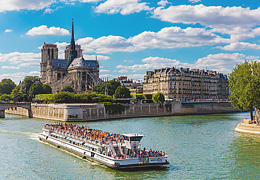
xmin=29 ymin=83 xmax=44 ymax=98
xmin=20 ymin=76 xmax=40 ymax=95
xmin=114 ymin=85 xmax=131 ymax=98
xmin=0 ymin=94 xmax=12 ymax=102
xmin=0 ymin=78 xmax=16 ymax=95
xmin=229 ymin=60 xmax=260 ymax=121
xmin=11 ymin=85 xmax=27 ymax=102
xmin=43 ymin=84 xmax=52 ymax=94
xmin=152 ymin=92 xmax=165 ymax=104
xmin=94 ymin=80 xmax=121 ymax=96
xmin=53 ymin=92 xmax=75 ymax=103
xmin=61 ymin=85 xmax=74 ymax=93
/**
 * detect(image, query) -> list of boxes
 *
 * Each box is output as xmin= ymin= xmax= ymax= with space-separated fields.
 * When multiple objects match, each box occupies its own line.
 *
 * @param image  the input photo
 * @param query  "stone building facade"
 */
xmin=40 ymin=21 xmax=99 ymax=93
xmin=143 ymin=67 xmax=229 ymax=101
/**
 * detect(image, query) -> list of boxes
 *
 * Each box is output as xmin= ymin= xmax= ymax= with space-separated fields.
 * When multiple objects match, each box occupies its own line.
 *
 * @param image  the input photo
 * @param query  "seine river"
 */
xmin=1 ymin=112 xmax=260 ymax=179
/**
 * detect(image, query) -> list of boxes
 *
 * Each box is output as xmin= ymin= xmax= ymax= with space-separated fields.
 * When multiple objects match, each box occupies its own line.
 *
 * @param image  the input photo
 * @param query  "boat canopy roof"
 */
xmin=122 ymin=134 xmax=144 ymax=138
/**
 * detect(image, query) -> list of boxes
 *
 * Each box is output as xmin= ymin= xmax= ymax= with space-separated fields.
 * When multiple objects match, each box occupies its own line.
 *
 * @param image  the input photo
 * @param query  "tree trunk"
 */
xmin=250 ymin=106 xmax=254 ymax=122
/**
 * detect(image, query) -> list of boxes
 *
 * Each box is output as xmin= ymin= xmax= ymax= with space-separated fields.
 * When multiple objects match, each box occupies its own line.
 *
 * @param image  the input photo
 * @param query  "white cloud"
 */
xmin=116 ymin=53 xmax=256 ymax=75
xmin=83 ymin=54 xmax=111 ymax=60
xmin=153 ymin=5 xmax=260 ymax=41
xmin=2 ymin=66 xmax=20 ymax=69
xmin=193 ymin=53 xmax=249 ymax=74
xmin=75 ymin=26 xmax=230 ymax=54
xmin=26 ymin=25 xmax=70 ymax=36
xmin=100 ymin=74 xmax=114 ymax=78
xmin=116 ymin=57 xmax=191 ymax=72
xmin=157 ymin=0 xmax=170 ymax=7
xmin=0 ymin=52 xmax=41 ymax=67
xmin=118 ymin=69 xmax=128 ymax=73
xmin=189 ymin=0 xmax=201 ymax=3
xmin=127 ymin=74 xmax=145 ymax=80
xmin=5 ymin=29 xmax=13 ymax=33
xmin=123 ymin=60 xmax=134 ymax=63
xmin=95 ymin=0 xmax=153 ymax=15
xmin=100 ymin=69 xmax=110 ymax=73
xmin=0 ymin=0 xmax=54 ymax=12
xmin=0 ymin=71 xmax=40 ymax=85
xmin=218 ymin=42 xmax=260 ymax=51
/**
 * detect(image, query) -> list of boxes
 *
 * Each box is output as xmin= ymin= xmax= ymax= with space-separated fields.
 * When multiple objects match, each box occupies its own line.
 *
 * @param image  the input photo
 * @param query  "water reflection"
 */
xmin=229 ymin=133 xmax=260 ymax=179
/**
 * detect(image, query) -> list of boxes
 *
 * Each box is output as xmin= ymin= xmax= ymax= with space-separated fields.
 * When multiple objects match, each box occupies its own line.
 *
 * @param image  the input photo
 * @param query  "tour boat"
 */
xmin=38 ymin=123 xmax=169 ymax=169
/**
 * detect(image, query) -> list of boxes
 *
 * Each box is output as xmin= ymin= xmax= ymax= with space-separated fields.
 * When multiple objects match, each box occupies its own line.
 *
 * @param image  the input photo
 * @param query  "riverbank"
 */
xmin=5 ymin=102 xmax=240 ymax=122
xmin=234 ymin=119 xmax=260 ymax=134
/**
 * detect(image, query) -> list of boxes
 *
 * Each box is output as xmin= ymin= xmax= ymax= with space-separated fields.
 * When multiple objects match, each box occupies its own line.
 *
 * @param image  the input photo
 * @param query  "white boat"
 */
xmin=38 ymin=123 xmax=169 ymax=169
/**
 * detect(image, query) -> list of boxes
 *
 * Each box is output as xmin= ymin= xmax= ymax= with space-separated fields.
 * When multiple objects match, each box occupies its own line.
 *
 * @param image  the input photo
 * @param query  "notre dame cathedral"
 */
xmin=40 ymin=21 xmax=99 ymax=93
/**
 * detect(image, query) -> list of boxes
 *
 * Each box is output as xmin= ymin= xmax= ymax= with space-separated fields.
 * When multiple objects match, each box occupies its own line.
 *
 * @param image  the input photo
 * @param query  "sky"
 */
xmin=0 ymin=0 xmax=260 ymax=84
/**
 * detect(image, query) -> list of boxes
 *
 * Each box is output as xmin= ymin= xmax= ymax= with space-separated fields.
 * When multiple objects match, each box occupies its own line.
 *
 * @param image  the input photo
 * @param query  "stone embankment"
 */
xmin=234 ymin=119 xmax=260 ymax=134
xmin=5 ymin=102 xmax=240 ymax=122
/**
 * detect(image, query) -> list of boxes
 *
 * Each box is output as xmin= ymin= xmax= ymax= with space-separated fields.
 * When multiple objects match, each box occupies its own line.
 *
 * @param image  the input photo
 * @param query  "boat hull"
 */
xmin=38 ymin=134 xmax=169 ymax=170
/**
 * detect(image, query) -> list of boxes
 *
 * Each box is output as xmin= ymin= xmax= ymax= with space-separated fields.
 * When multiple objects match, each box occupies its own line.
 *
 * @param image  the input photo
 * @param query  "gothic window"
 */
xmin=57 ymin=73 xmax=61 ymax=80
xmin=82 ymin=83 xmax=85 ymax=91
xmin=63 ymin=73 xmax=66 ymax=77
xmin=82 ymin=72 xmax=86 ymax=81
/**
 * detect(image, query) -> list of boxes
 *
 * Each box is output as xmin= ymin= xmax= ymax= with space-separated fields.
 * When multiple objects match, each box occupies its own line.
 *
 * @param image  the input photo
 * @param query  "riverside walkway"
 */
xmin=0 ymin=102 xmax=32 ymax=118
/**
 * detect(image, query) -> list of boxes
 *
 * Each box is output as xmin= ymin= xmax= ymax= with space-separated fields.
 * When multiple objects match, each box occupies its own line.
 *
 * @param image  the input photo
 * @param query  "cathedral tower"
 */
xmin=40 ymin=43 xmax=58 ymax=83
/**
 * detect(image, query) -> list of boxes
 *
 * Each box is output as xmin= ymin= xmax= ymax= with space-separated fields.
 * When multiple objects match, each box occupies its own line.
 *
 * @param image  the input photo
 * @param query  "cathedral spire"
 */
xmin=68 ymin=18 xmax=76 ymax=67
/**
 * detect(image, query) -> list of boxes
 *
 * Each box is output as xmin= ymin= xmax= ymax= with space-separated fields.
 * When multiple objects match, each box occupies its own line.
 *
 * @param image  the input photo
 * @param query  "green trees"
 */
xmin=29 ymin=83 xmax=52 ymax=99
xmin=152 ymin=92 xmax=165 ymax=104
xmin=0 ymin=78 xmax=16 ymax=95
xmin=229 ymin=61 xmax=260 ymax=121
xmin=114 ymin=85 xmax=131 ymax=98
xmin=61 ymin=86 xmax=74 ymax=93
xmin=20 ymin=76 xmax=40 ymax=95
xmin=94 ymin=80 xmax=120 ymax=96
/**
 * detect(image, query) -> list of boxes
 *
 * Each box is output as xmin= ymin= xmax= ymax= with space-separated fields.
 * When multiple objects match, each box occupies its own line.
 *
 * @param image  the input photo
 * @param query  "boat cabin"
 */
xmin=121 ymin=134 xmax=143 ymax=156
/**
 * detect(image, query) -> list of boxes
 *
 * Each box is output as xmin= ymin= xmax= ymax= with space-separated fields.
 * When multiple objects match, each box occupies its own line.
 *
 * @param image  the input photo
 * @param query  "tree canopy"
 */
xmin=29 ymin=82 xmax=52 ymax=98
xmin=20 ymin=76 xmax=40 ymax=95
xmin=114 ymin=85 xmax=131 ymax=98
xmin=0 ymin=78 xmax=16 ymax=95
xmin=94 ymin=80 xmax=121 ymax=96
xmin=229 ymin=60 xmax=260 ymax=121
xmin=61 ymin=85 xmax=74 ymax=93
xmin=152 ymin=92 xmax=165 ymax=104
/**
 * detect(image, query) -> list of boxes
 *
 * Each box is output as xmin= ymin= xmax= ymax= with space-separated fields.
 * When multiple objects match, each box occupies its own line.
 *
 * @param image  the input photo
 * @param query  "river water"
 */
xmin=1 ymin=112 xmax=260 ymax=179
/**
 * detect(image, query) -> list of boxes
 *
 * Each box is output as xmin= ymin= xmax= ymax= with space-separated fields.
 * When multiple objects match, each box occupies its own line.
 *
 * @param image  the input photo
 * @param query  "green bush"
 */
xmin=114 ymin=99 xmax=130 ymax=104
xmin=35 ymin=94 xmax=55 ymax=102
xmin=53 ymin=92 xmax=75 ymax=103
xmin=104 ymin=103 xmax=125 ymax=115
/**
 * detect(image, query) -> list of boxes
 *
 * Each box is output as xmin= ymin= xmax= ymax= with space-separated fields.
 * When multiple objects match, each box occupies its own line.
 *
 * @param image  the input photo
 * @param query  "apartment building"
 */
xmin=143 ymin=67 xmax=229 ymax=101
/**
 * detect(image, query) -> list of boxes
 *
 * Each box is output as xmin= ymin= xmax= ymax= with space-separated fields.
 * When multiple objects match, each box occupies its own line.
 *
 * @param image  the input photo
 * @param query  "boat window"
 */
xmin=130 ymin=137 xmax=142 ymax=141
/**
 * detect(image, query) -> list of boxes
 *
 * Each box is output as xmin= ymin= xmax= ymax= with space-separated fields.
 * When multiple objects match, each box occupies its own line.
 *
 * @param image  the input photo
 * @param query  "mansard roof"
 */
xmin=52 ymin=59 xmax=68 ymax=69
xmin=68 ymin=57 xmax=97 ymax=69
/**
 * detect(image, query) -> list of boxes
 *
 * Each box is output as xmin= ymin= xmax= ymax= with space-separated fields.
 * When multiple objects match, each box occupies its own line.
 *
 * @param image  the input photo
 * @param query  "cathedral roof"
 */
xmin=68 ymin=56 xmax=97 ymax=69
xmin=52 ymin=59 xmax=68 ymax=69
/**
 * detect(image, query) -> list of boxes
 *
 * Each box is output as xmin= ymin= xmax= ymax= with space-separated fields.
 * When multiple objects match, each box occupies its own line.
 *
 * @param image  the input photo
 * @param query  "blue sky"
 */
xmin=0 ymin=0 xmax=260 ymax=84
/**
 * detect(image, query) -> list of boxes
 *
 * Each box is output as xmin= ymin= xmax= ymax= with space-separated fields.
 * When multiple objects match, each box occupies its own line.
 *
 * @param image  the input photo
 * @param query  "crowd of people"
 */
xmin=44 ymin=123 xmax=165 ymax=159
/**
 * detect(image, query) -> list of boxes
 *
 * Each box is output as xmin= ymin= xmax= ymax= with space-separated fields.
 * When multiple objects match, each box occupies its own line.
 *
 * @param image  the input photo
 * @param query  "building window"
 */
xmin=57 ymin=73 xmax=61 ymax=80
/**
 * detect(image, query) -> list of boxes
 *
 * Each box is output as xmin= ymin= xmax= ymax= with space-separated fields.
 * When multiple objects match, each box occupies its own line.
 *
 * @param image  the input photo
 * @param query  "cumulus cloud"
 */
xmin=116 ymin=53 xmax=257 ymax=75
xmin=218 ymin=42 xmax=260 ymax=51
xmin=100 ymin=69 xmax=110 ymax=73
xmin=26 ymin=25 xmax=70 ymax=36
xmin=153 ymin=5 xmax=260 ymax=41
xmin=157 ymin=0 xmax=170 ymax=7
xmin=83 ymin=54 xmax=111 ymax=60
xmin=0 ymin=71 xmax=40 ymax=85
xmin=0 ymin=0 xmax=54 ymax=12
xmin=0 ymin=52 xmax=41 ymax=67
xmin=2 ymin=66 xmax=20 ymax=69
xmin=95 ymin=0 xmax=153 ymax=15
xmin=5 ymin=29 xmax=13 ymax=33
xmin=189 ymin=0 xmax=201 ymax=3
xmin=75 ymin=26 xmax=230 ymax=54
xmin=100 ymin=74 xmax=114 ymax=78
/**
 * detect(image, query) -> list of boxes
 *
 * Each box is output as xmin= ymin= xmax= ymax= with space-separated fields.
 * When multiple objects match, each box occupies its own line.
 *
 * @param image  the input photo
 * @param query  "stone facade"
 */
xmin=40 ymin=21 xmax=99 ymax=93
xmin=143 ymin=67 xmax=229 ymax=100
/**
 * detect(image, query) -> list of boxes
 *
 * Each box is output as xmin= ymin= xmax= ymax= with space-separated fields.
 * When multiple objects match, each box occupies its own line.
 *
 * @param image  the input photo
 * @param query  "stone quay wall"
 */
xmin=5 ymin=102 xmax=239 ymax=122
